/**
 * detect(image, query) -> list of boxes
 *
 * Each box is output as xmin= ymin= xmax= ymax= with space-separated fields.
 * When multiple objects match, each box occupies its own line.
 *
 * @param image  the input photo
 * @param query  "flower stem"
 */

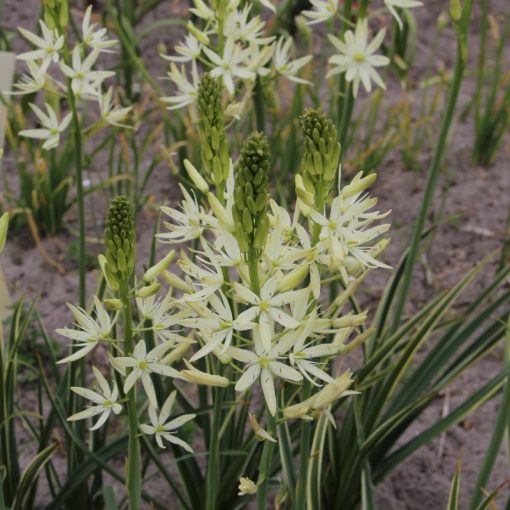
xmin=205 ymin=382 xmax=223 ymax=510
xmin=249 ymin=254 xmax=261 ymax=296
xmin=296 ymin=381 xmax=312 ymax=510
xmin=392 ymin=0 xmax=474 ymax=331
xmin=253 ymin=78 xmax=266 ymax=132
xmin=120 ymin=279 xmax=141 ymax=510
xmin=256 ymin=411 xmax=276 ymax=509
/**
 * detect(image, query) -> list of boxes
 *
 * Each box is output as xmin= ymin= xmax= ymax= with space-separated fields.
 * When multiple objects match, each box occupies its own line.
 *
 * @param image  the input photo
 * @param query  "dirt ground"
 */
xmin=1 ymin=0 xmax=510 ymax=508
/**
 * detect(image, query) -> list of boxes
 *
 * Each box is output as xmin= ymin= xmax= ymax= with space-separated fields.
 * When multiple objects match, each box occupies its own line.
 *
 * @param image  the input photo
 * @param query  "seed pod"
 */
xmin=197 ymin=74 xmax=230 ymax=191
xmin=299 ymin=108 xmax=341 ymax=207
xmin=104 ymin=196 xmax=135 ymax=287
xmin=232 ymin=132 xmax=270 ymax=262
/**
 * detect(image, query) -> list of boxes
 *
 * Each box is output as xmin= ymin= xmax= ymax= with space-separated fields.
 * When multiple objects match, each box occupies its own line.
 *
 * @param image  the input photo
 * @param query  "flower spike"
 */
xmin=232 ymin=132 xmax=271 ymax=262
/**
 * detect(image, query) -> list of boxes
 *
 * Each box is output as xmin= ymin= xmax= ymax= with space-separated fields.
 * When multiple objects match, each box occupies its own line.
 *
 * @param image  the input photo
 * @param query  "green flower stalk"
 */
xmin=299 ymin=108 xmax=341 ymax=211
xmin=104 ymin=196 xmax=140 ymax=509
xmin=232 ymin=132 xmax=270 ymax=281
xmin=104 ymin=196 xmax=136 ymax=291
xmin=197 ymin=74 xmax=230 ymax=198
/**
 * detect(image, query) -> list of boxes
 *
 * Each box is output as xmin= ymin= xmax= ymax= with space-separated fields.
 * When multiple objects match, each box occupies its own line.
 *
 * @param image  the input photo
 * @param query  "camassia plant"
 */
xmin=55 ymin=77 xmax=391 ymax=508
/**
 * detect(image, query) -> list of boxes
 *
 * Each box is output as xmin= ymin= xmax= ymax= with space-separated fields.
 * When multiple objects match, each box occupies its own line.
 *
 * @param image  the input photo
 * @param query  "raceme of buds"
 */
xmin=104 ymin=196 xmax=136 ymax=287
xmin=197 ymin=74 xmax=230 ymax=190
xmin=299 ymin=108 xmax=341 ymax=207
xmin=43 ymin=0 xmax=69 ymax=30
xmin=232 ymin=132 xmax=270 ymax=262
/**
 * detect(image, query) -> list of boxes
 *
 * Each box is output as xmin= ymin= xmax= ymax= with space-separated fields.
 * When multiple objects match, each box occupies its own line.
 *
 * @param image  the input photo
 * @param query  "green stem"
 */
xmin=254 ymin=78 xmax=266 ymax=133
xmin=249 ymin=255 xmax=260 ymax=296
xmin=120 ymin=279 xmax=141 ymax=510
xmin=63 ymin=43 xmax=88 ymax=506
xmin=65 ymin=83 xmax=85 ymax=309
xmin=392 ymin=2 xmax=474 ymax=331
xmin=205 ymin=384 xmax=223 ymax=510
xmin=256 ymin=411 xmax=276 ymax=509
xmin=296 ymin=381 xmax=312 ymax=510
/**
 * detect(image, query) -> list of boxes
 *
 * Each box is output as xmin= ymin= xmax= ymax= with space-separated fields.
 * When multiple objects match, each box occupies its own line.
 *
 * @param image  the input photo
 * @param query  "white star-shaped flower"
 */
xmin=18 ymin=21 xmax=64 ymax=64
xmin=56 ymin=297 xmax=115 ymax=363
xmin=19 ymin=102 xmax=72 ymax=150
xmin=115 ymin=340 xmax=182 ymax=408
xmin=327 ymin=19 xmax=390 ymax=97
xmin=68 ymin=366 xmax=122 ymax=430
xmin=140 ymin=391 xmax=195 ymax=451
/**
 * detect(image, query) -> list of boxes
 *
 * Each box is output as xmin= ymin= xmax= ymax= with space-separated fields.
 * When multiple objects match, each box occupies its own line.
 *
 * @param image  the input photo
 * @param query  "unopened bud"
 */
xmin=208 ymin=192 xmax=234 ymax=231
xmin=103 ymin=298 xmax=123 ymax=311
xmin=187 ymin=21 xmax=210 ymax=45
xmin=184 ymin=159 xmax=209 ymax=193
xmin=278 ymin=265 xmax=309 ymax=292
xmin=136 ymin=281 xmax=161 ymax=298
xmin=144 ymin=250 xmax=176 ymax=282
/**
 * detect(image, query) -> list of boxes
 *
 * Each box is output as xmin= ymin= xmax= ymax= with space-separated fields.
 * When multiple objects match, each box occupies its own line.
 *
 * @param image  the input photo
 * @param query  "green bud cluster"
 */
xmin=104 ymin=196 xmax=135 ymax=288
xmin=43 ymin=0 xmax=68 ymax=31
xmin=299 ymin=108 xmax=341 ymax=206
xmin=197 ymin=74 xmax=230 ymax=190
xmin=232 ymin=132 xmax=270 ymax=262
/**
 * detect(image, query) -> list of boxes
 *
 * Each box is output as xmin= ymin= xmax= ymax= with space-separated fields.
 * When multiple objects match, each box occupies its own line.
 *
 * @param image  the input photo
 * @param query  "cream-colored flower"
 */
xmin=81 ymin=5 xmax=117 ymax=51
xmin=327 ymin=19 xmax=389 ymax=97
xmin=57 ymin=297 xmax=116 ymax=364
xmin=12 ymin=60 xmax=50 ymax=95
xmin=234 ymin=279 xmax=306 ymax=352
xmin=238 ymin=476 xmax=257 ymax=495
xmin=115 ymin=340 xmax=182 ymax=408
xmin=202 ymin=38 xmax=255 ymax=95
xmin=228 ymin=326 xmax=303 ymax=416
xmin=161 ymin=62 xmax=200 ymax=110
xmin=273 ymin=37 xmax=312 ymax=84
xmin=60 ymin=47 xmax=114 ymax=97
xmin=140 ymin=391 xmax=195 ymax=451
xmin=99 ymin=87 xmax=132 ymax=127
xmin=18 ymin=21 xmax=64 ymax=63
xmin=161 ymin=34 xmax=202 ymax=63
xmin=19 ymin=103 xmax=72 ymax=150
xmin=68 ymin=366 xmax=122 ymax=430
xmin=302 ymin=0 xmax=338 ymax=25
xmin=158 ymin=185 xmax=205 ymax=243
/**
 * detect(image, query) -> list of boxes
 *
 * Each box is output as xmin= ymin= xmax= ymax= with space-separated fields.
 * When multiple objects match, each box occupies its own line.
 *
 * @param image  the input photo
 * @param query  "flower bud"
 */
xmin=184 ymin=159 xmax=209 ymax=194
xmin=104 ymin=196 xmax=135 ymax=287
xmin=98 ymin=254 xmax=119 ymax=292
xmin=144 ymin=250 xmax=176 ymax=282
xmin=299 ymin=108 xmax=341 ymax=205
xmin=136 ymin=282 xmax=161 ymax=298
xmin=278 ymin=265 xmax=309 ymax=292
xmin=248 ymin=412 xmax=277 ymax=443
xmin=162 ymin=270 xmax=191 ymax=292
xmin=208 ymin=192 xmax=234 ymax=231
xmin=186 ymin=21 xmax=210 ymax=45
xmin=449 ymin=0 xmax=462 ymax=21
xmin=232 ymin=132 xmax=270 ymax=262
xmin=0 ymin=212 xmax=9 ymax=254
xmin=180 ymin=359 xmax=230 ymax=387
xmin=295 ymin=174 xmax=315 ymax=208
xmin=103 ymin=298 xmax=124 ymax=311
xmin=340 ymin=171 xmax=377 ymax=199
